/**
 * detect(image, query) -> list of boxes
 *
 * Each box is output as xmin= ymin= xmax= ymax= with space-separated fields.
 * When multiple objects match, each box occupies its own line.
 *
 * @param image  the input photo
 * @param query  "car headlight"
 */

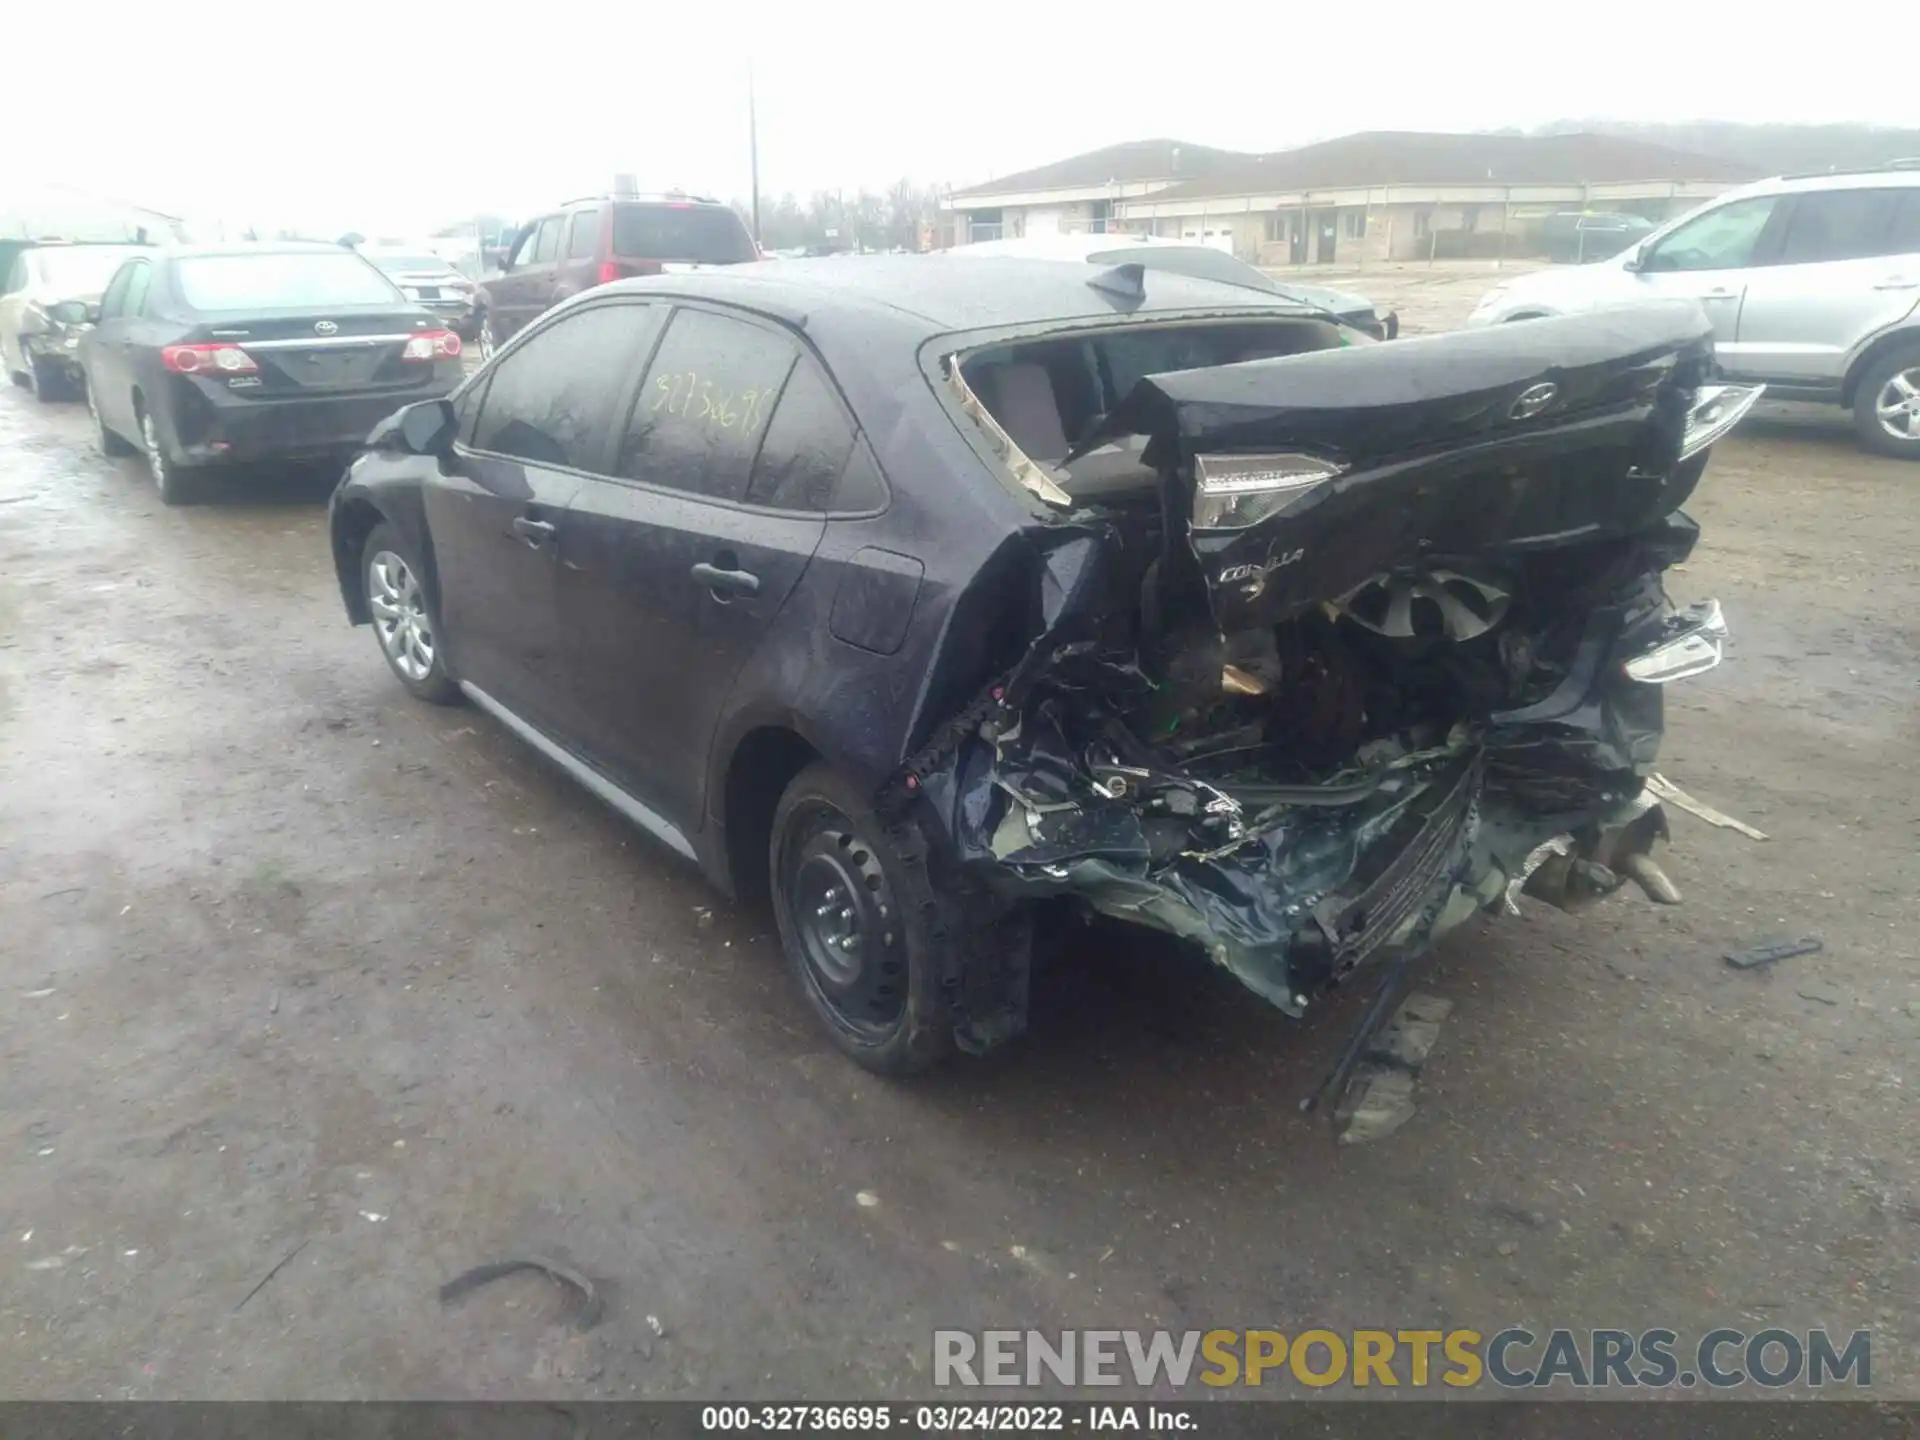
xmin=1623 ymin=599 xmax=1727 ymax=683
xmin=1678 ymin=383 xmax=1765 ymax=460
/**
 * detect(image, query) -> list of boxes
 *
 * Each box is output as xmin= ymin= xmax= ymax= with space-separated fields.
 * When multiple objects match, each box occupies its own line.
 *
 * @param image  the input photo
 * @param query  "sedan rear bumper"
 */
xmin=161 ymin=370 xmax=459 ymax=467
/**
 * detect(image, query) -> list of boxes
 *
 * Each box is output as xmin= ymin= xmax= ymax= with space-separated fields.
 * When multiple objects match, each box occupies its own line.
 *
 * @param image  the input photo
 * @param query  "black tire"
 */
xmin=137 ymin=402 xmax=198 ymax=505
xmin=88 ymin=379 xmax=136 ymax=456
xmin=770 ymin=762 xmax=1027 ymax=1075
xmin=1851 ymin=344 xmax=1920 ymax=460
xmin=360 ymin=522 xmax=461 ymax=705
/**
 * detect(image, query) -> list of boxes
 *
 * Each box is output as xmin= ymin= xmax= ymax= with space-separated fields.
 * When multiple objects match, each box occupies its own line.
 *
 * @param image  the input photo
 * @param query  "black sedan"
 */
xmin=80 ymin=244 xmax=464 ymax=504
xmin=327 ymin=257 xmax=1758 ymax=1077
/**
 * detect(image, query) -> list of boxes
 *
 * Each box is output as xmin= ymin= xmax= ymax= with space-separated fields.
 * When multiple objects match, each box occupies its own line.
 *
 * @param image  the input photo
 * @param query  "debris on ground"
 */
xmin=438 ymin=1255 xmax=604 ymax=1330
xmin=1725 ymin=936 xmax=1823 ymax=971
xmin=233 ymin=1239 xmax=309 ymax=1312
xmin=1796 ymin=979 xmax=1845 ymax=1007
xmin=1646 ymin=774 xmax=1769 ymax=841
xmin=1337 ymin=991 xmax=1453 ymax=1145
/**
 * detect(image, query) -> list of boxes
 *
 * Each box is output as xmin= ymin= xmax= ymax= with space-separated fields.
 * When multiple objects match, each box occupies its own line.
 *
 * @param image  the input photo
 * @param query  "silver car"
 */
xmin=1468 ymin=165 xmax=1920 ymax=458
xmin=359 ymin=248 xmax=480 ymax=340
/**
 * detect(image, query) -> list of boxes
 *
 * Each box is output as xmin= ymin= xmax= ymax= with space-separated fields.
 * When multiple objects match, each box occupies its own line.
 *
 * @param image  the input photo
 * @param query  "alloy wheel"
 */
xmin=367 ymin=550 xmax=436 ymax=682
xmin=778 ymin=801 xmax=909 ymax=1038
xmin=477 ymin=317 xmax=496 ymax=362
xmin=1874 ymin=366 xmax=1920 ymax=442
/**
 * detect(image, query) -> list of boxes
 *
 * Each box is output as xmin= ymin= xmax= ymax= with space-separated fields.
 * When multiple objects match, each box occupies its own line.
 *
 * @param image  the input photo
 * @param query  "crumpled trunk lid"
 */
xmin=1076 ymin=300 xmax=1715 ymax=634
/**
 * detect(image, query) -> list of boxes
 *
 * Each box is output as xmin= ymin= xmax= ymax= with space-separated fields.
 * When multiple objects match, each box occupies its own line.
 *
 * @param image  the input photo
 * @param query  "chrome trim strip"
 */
xmin=459 ymin=682 xmax=696 ymax=860
xmin=240 ymin=333 xmax=418 ymax=350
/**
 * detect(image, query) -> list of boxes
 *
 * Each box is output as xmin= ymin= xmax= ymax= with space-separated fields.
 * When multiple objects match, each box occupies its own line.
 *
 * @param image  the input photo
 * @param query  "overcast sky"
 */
xmin=17 ymin=2 xmax=1918 ymax=238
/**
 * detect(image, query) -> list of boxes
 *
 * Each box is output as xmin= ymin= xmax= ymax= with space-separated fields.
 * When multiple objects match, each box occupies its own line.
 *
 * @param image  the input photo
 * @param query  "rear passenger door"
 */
xmin=422 ymin=300 xmax=658 ymax=736
xmin=1730 ymin=186 xmax=1920 ymax=385
xmin=555 ymin=207 xmax=603 ymax=303
xmin=553 ymin=305 xmax=842 ymax=826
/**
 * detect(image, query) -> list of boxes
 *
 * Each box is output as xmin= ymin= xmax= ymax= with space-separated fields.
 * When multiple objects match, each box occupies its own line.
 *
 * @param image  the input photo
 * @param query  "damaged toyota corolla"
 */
xmin=329 ymin=256 xmax=1760 ymax=1079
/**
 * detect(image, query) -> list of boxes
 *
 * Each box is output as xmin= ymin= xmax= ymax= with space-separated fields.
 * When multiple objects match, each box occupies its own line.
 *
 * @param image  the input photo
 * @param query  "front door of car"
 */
xmin=1728 ymin=187 xmax=1920 ymax=385
xmin=553 ymin=304 xmax=840 ymax=827
xmin=422 ymin=300 xmax=659 ymax=737
xmin=84 ymin=259 xmax=147 ymax=436
xmin=1628 ymin=193 xmax=1786 ymax=349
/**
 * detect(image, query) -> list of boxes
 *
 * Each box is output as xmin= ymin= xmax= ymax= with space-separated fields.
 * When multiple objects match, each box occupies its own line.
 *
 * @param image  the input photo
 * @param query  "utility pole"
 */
xmin=747 ymin=61 xmax=762 ymax=246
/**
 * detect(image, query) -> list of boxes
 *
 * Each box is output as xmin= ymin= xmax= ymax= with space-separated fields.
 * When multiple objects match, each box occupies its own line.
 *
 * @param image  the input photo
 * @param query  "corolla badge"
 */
xmin=314 ymin=320 xmax=338 ymax=336
xmin=1510 ymin=381 xmax=1558 ymax=419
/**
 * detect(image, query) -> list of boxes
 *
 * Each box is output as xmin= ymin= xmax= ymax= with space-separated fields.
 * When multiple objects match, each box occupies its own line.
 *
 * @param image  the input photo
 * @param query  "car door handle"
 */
xmin=690 ymin=561 xmax=760 ymax=597
xmin=512 ymin=516 xmax=556 ymax=547
xmin=1703 ymin=287 xmax=1738 ymax=298
xmin=1872 ymin=276 xmax=1919 ymax=290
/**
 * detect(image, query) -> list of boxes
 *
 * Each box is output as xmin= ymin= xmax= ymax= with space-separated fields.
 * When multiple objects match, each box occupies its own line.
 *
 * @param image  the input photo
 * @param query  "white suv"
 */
xmin=1468 ymin=166 xmax=1920 ymax=458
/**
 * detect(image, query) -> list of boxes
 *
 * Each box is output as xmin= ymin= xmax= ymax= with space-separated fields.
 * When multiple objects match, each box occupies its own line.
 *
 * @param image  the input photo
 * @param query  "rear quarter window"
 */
xmin=176 ymin=252 xmax=402 ymax=310
xmin=612 ymin=205 xmax=757 ymax=264
xmin=746 ymin=362 xmax=857 ymax=510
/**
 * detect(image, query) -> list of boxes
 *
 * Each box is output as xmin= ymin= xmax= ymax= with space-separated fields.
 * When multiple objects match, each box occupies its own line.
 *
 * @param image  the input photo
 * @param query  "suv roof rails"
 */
xmin=560 ymin=191 xmax=723 ymax=208
xmin=1778 ymin=158 xmax=1920 ymax=181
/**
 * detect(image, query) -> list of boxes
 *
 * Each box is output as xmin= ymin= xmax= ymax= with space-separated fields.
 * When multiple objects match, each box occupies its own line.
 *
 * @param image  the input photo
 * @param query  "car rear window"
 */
xmin=176 ymin=252 xmax=403 ymax=310
xmin=612 ymin=204 xmax=756 ymax=263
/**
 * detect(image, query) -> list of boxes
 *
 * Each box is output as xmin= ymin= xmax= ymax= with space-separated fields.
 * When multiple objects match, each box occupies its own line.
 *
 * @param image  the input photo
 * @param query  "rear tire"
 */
xmin=361 ymin=522 xmax=461 ymax=705
xmin=138 ymin=405 xmax=198 ymax=505
xmin=1852 ymin=345 xmax=1920 ymax=460
xmin=770 ymin=763 xmax=1030 ymax=1075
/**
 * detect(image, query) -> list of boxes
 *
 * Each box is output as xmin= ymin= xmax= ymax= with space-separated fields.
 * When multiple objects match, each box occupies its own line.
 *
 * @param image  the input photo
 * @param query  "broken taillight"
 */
xmin=401 ymin=329 xmax=461 ymax=361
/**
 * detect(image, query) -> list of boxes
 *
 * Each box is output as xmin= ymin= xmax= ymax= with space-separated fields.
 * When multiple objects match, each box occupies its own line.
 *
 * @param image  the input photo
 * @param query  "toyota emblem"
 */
xmin=1510 ymin=382 xmax=1558 ymax=419
xmin=314 ymin=320 xmax=338 ymax=336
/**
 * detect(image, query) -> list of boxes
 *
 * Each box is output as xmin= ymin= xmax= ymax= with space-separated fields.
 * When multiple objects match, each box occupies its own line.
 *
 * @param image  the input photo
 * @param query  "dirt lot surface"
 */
xmin=3 ymin=290 xmax=1918 ymax=1402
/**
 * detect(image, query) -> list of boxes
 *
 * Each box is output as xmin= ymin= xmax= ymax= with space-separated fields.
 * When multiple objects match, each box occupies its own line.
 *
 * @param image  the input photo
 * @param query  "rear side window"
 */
xmin=1886 ymin=189 xmax=1920 ymax=253
xmin=471 ymin=303 xmax=661 ymax=471
xmin=566 ymin=212 xmax=598 ymax=260
xmin=612 ymin=204 xmax=757 ymax=263
xmin=618 ymin=308 xmax=796 ymax=499
xmin=746 ymin=361 xmax=856 ymax=510
xmin=175 ymin=252 xmax=401 ymax=310
xmin=1777 ymin=189 xmax=1901 ymax=265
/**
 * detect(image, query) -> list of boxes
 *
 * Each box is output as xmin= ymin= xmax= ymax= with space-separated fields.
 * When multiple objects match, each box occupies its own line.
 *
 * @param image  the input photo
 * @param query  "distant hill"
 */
xmin=1522 ymin=121 xmax=1920 ymax=177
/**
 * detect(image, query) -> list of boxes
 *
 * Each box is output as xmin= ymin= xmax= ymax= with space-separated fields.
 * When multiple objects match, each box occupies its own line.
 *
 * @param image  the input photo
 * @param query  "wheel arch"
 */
xmin=719 ymin=725 xmax=824 ymax=910
xmin=331 ymin=497 xmax=387 ymax=623
xmin=1841 ymin=326 xmax=1920 ymax=408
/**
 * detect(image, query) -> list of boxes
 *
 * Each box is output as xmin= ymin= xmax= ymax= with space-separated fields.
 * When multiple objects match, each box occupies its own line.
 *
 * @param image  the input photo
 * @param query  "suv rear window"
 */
xmin=611 ymin=203 xmax=756 ymax=264
xmin=177 ymin=252 xmax=402 ymax=310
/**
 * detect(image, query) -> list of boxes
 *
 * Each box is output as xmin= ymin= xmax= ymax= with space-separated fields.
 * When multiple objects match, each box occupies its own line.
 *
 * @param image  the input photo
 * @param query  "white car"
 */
xmin=1468 ymin=165 xmax=1920 ymax=458
xmin=955 ymin=233 xmax=1397 ymax=339
xmin=1 ymin=243 xmax=147 ymax=401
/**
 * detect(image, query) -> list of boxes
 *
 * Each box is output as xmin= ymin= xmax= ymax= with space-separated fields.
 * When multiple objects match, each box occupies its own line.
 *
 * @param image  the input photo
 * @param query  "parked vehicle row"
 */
xmin=1471 ymin=162 xmax=1920 ymax=458
xmin=78 ymin=244 xmax=464 ymax=503
xmin=324 ymin=255 xmax=1754 ymax=1077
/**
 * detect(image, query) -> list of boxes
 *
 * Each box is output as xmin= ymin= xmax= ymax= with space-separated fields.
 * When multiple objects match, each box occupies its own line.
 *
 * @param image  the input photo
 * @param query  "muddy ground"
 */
xmin=2 ymin=282 xmax=1917 ymax=1401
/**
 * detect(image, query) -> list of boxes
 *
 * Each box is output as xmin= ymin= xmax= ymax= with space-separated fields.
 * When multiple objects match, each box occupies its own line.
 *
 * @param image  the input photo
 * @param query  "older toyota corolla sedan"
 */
xmin=327 ymin=256 xmax=1758 ymax=1078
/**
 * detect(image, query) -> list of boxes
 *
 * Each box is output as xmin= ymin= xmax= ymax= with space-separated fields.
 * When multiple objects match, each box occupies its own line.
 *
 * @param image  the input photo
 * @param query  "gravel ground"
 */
xmin=2 ymin=296 xmax=1917 ymax=1402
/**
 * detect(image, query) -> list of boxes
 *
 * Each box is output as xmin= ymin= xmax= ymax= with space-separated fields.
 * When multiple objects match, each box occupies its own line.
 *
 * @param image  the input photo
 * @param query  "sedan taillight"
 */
xmin=401 ymin=329 xmax=462 ymax=361
xmin=161 ymin=343 xmax=258 ymax=375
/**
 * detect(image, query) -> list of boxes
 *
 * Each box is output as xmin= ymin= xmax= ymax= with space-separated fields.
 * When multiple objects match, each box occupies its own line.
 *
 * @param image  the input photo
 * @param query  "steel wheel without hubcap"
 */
xmin=367 ymin=549 xmax=436 ymax=682
xmin=1874 ymin=366 xmax=1920 ymax=443
xmin=778 ymin=801 xmax=909 ymax=1040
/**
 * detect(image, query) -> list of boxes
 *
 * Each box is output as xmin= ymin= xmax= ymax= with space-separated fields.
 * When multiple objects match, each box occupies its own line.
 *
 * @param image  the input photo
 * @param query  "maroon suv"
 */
xmin=475 ymin=194 xmax=759 ymax=358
